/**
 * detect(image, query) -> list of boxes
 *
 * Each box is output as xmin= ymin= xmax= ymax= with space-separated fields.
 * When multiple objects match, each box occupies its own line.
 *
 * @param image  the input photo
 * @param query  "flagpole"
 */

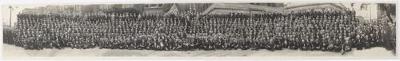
xmin=9 ymin=6 xmax=13 ymax=27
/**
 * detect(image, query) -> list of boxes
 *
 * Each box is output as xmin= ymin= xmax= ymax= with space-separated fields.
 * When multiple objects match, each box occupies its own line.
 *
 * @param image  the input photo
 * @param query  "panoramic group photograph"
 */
xmin=2 ymin=3 xmax=396 ymax=57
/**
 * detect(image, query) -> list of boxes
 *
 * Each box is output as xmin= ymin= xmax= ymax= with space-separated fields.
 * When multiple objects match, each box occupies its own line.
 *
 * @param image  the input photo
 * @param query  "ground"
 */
xmin=3 ymin=44 xmax=395 ymax=59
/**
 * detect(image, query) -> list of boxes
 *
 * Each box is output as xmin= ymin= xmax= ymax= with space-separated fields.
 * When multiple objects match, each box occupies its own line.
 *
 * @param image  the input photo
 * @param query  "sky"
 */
xmin=1 ymin=5 xmax=47 ymax=26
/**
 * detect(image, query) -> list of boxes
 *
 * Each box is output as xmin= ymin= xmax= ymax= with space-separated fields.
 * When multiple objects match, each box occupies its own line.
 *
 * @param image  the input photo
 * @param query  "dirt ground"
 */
xmin=3 ymin=44 xmax=395 ymax=59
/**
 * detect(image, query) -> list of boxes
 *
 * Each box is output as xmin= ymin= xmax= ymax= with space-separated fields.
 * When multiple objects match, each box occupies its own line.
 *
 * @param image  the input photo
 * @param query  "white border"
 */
xmin=0 ymin=0 xmax=399 ymax=61
xmin=0 ymin=0 xmax=398 ymax=5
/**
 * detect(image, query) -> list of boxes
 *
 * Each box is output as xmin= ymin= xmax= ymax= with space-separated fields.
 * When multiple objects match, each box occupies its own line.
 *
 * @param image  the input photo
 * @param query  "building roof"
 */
xmin=201 ymin=3 xmax=284 ymax=15
xmin=285 ymin=3 xmax=347 ymax=11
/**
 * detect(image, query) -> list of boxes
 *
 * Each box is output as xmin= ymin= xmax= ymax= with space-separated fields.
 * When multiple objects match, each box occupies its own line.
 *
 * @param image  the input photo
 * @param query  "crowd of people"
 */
xmin=13 ymin=9 xmax=390 ymax=53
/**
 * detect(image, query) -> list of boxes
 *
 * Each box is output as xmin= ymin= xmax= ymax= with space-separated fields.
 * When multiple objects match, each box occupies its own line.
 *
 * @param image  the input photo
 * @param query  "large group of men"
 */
xmin=13 ymin=9 xmax=390 ymax=53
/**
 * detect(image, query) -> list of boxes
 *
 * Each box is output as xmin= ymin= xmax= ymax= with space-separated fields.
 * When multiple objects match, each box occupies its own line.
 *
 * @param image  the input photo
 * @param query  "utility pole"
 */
xmin=9 ymin=6 xmax=12 ymax=27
